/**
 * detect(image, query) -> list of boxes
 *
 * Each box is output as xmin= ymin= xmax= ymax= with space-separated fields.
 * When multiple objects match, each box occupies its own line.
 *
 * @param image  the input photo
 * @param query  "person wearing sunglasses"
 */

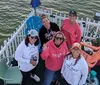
xmin=15 ymin=29 xmax=40 ymax=85
xmin=41 ymin=31 xmax=68 ymax=85
xmin=61 ymin=10 xmax=82 ymax=49
xmin=59 ymin=43 xmax=88 ymax=85
xmin=39 ymin=14 xmax=60 ymax=48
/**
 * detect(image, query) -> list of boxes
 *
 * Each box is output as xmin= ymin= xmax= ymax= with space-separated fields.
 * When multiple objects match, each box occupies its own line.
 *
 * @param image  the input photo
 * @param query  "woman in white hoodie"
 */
xmin=15 ymin=29 xmax=40 ymax=85
xmin=60 ymin=43 xmax=88 ymax=85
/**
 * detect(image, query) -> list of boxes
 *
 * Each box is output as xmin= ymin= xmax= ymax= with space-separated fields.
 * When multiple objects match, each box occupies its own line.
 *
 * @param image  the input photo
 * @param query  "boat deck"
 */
xmin=0 ymin=57 xmax=45 ymax=85
xmin=0 ymin=57 xmax=100 ymax=85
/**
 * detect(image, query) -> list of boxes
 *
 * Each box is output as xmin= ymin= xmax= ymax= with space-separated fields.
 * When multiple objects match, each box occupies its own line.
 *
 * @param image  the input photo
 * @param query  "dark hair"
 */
xmin=40 ymin=14 xmax=48 ymax=20
xmin=69 ymin=10 xmax=77 ymax=16
xmin=25 ymin=35 xmax=39 ymax=47
xmin=67 ymin=52 xmax=81 ymax=65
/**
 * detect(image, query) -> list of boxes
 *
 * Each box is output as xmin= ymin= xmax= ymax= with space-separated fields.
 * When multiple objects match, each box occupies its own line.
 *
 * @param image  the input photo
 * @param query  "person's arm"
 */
xmin=40 ymin=43 xmax=49 ymax=60
xmin=51 ymin=22 xmax=60 ymax=31
xmin=60 ymin=19 xmax=66 ymax=31
xmin=61 ymin=57 xmax=67 ymax=74
xmin=39 ymin=27 xmax=45 ymax=48
xmin=75 ymin=25 xmax=82 ymax=42
xmin=65 ymin=42 xmax=69 ymax=53
xmin=54 ymin=23 xmax=60 ymax=31
xmin=78 ymin=64 xmax=88 ymax=85
xmin=15 ymin=44 xmax=30 ymax=63
xmin=33 ymin=46 xmax=39 ymax=64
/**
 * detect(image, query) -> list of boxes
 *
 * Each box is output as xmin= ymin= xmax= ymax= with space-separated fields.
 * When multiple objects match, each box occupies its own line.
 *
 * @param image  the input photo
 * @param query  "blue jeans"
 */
xmin=43 ymin=68 xmax=61 ymax=85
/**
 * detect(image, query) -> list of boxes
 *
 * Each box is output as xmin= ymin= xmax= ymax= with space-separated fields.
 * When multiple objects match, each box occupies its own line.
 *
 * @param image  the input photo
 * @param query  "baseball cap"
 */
xmin=28 ymin=29 xmax=38 ymax=37
xmin=71 ymin=43 xmax=81 ymax=50
xmin=69 ymin=10 xmax=77 ymax=16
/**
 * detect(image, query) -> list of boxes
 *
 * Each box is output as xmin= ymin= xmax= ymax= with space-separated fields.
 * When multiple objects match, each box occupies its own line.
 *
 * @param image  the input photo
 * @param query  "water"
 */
xmin=0 ymin=0 xmax=100 ymax=45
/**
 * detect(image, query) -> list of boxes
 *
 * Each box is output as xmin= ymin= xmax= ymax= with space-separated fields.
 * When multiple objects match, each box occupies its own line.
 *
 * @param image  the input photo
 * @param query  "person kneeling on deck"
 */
xmin=15 ymin=29 xmax=40 ymax=85
xmin=41 ymin=31 xmax=68 ymax=85
xmin=59 ymin=43 xmax=88 ymax=85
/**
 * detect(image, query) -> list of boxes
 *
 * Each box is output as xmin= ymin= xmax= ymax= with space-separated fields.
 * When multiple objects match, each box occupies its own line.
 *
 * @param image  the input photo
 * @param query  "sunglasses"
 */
xmin=55 ymin=37 xmax=63 ymax=40
xmin=31 ymin=36 xmax=38 ymax=39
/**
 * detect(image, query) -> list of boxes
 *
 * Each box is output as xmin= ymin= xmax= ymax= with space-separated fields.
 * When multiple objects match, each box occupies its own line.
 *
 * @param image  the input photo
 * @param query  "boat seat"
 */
xmin=0 ymin=58 xmax=22 ymax=85
xmin=80 ymin=42 xmax=100 ymax=68
xmin=25 ymin=16 xmax=42 ymax=36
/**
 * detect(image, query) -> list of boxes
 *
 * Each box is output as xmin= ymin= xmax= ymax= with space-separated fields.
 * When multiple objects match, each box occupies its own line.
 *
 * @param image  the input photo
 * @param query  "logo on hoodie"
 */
xmin=52 ymin=52 xmax=65 ymax=58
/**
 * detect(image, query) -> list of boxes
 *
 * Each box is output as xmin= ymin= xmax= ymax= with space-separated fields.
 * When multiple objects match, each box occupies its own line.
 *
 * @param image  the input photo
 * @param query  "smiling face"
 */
xmin=54 ymin=33 xmax=64 ymax=46
xmin=28 ymin=35 xmax=38 ymax=45
xmin=42 ymin=17 xmax=50 ymax=29
xmin=71 ymin=47 xmax=81 ymax=59
xmin=69 ymin=14 xmax=77 ymax=24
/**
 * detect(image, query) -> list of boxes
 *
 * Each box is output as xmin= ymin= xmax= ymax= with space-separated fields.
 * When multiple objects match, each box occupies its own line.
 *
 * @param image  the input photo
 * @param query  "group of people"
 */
xmin=15 ymin=10 xmax=88 ymax=85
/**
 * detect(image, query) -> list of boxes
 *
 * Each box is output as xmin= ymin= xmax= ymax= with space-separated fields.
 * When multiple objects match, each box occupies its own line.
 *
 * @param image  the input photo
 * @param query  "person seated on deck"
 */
xmin=61 ymin=10 xmax=82 ymax=49
xmin=39 ymin=14 xmax=60 ymax=49
xmin=59 ymin=43 xmax=88 ymax=85
xmin=41 ymin=31 xmax=68 ymax=85
xmin=15 ymin=29 xmax=40 ymax=85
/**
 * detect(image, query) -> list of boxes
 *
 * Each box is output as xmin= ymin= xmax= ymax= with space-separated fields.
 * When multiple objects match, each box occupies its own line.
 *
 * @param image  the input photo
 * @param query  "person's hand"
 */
xmin=30 ymin=59 xmax=36 ymax=66
xmin=52 ymin=31 xmax=56 ymax=35
xmin=61 ymin=74 xmax=64 ymax=78
xmin=43 ymin=44 xmax=48 ymax=50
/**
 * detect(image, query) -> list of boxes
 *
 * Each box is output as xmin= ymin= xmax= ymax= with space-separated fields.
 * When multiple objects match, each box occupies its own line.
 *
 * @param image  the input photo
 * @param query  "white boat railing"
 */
xmin=0 ymin=8 xmax=100 ymax=60
xmin=37 ymin=8 xmax=100 ymax=39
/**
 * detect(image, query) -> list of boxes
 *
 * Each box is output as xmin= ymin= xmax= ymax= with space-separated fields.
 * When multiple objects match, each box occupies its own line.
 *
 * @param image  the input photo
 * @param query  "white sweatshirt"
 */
xmin=61 ymin=54 xmax=88 ymax=85
xmin=15 ymin=40 xmax=39 ymax=72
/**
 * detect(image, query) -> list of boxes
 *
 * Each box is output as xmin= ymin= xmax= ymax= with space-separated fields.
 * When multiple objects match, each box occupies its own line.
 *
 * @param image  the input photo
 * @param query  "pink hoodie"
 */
xmin=41 ymin=40 xmax=68 ymax=71
xmin=61 ymin=18 xmax=81 ymax=47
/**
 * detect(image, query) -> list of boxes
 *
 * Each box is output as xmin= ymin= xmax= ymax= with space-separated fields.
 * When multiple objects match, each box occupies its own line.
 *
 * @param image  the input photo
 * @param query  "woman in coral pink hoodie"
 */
xmin=61 ymin=10 xmax=81 ymax=49
xmin=41 ymin=31 xmax=68 ymax=85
